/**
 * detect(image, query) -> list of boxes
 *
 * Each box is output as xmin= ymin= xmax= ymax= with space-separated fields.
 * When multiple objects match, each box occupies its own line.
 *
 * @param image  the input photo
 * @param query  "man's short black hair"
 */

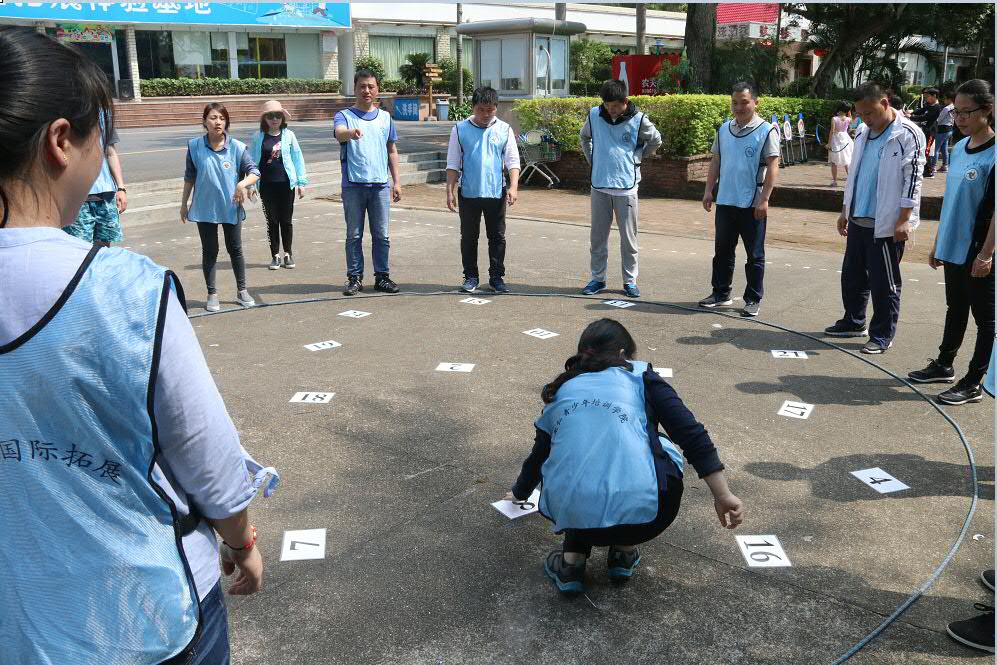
xmin=354 ymin=69 xmax=379 ymax=86
xmin=852 ymin=82 xmax=888 ymax=103
xmin=923 ymin=87 xmax=940 ymax=97
xmin=471 ymin=86 xmax=499 ymax=106
xmin=599 ymin=79 xmax=628 ymax=103
xmin=732 ymin=81 xmax=758 ymax=100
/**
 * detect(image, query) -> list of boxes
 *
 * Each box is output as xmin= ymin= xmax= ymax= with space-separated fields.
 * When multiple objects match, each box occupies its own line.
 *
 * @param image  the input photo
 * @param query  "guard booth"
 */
xmin=456 ymin=18 xmax=586 ymax=130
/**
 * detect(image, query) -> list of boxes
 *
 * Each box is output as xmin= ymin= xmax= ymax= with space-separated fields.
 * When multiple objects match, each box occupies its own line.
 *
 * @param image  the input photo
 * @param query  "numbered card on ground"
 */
xmin=492 ymin=489 xmax=541 ymax=520
xmin=523 ymin=328 xmax=559 ymax=339
xmin=289 ymin=391 xmax=335 ymax=404
xmin=736 ymin=535 xmax=792 ymax=568
xmin=603 ymin=300 xmax=636 ymax=309
xmin=850 ymin=467 xmax=910 ymax=494
xmin=460 ymin=297 xmax=492 ymax=305
xmin=304 ymin=340 xmax=342 ymax=352
xmin=338 ymin=310 xmax=371 ymax=318
xmin=436 ymin=362 xmax=475 ymax=372
xmin=654 ymin=368 xmax=673 ymax=378
xmin=778 ymin=400 xmax=813 ymax=419
xmin=771 ymin=350 xmax=808 ymax=359
xmin=280 ymin=529 xmax=327 ymax=561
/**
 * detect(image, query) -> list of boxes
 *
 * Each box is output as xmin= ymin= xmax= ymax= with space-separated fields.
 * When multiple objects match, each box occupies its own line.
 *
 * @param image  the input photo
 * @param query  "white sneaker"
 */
xmin=237 ymin=290 xmax=255 ymax=308
xmin=205 ymin=293 xmax=220 ymax=312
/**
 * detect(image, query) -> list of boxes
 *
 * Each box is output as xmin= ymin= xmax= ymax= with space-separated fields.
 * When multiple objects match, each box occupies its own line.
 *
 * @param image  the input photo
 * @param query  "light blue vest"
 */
xmin=935 ymin=138 xmax=995 ymax=264
xmin=536 ymin=360 xmax=675 ymax=531
xmin=0 ymin=248 xmax=200 ymax=664
xmin=90 ymin=111 xmax=117 ymax=196
xmin=188 ymin=135 xmax=247 ymax=225
xmin=589 ymin=106 xmax=643 ymax=190
xmin=342 ymin=108 xmax=392 ymax=184
xmin=985 ymin=349 xmax=995 ymax=398
xmin=716 ymin=119 xmax=773 ymax=208
xmin=456 ymin=118 xmax=509 ymax=198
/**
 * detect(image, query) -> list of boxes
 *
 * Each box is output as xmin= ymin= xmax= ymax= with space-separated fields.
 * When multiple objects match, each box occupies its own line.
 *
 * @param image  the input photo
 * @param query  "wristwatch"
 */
xmin=117 ymin=187 xmax=127 ymax=193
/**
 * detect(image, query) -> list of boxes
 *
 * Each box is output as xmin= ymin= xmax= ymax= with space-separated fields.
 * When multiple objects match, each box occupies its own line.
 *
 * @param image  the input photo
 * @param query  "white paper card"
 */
xmin=604 ymin=300 xmax=636 ymax=309
xmin=304 ymin=340 xmax=342 ymax=352
xmin=460 ymin=297 xmax=492 ymax=305
xmin=850 ymin=467 xmax=910 ymax=494
xmin=655 ymin=368 xmax=674 ymax=378
xmin=736 ymin=535 xmax=791 ymax=568
xmin=289 ymin=391 xmax=335 ymax=404
xmin=280 ymin=529 xmax=327 ymax=561
xmin=523 ymin=328 xmax=559 ymax=339
xmin=436 ymin=362 xmax=475 ymax=372
xmin=771 ymin=350 xmax=808 ymax=359
xmin=778 ymin=400 xmax=813 ymax=419
xmin=338 ymin=310 xmax=371 ymax=318
xmin=491 ymin=489 xmax=541 ymax=519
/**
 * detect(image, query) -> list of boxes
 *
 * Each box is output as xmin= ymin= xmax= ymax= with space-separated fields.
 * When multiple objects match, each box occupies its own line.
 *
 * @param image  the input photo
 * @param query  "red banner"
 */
xmin=611 ymin=54 xmax=680 ymax=96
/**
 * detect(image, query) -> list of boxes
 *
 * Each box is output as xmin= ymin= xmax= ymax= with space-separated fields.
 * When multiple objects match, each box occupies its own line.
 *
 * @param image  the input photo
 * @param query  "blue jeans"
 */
xmin=342 ymin=186 xmax=391 ymax=278
xmin=163 ymin=582 xmax=230 ymax=665
xmin=932 ymin=128 xmax=953 ymax=167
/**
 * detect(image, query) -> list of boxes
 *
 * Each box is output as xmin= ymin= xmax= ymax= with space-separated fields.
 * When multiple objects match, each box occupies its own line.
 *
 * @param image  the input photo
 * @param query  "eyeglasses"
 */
xmin=952 ymin=107 xmax=985 ymax=120
xmin=264 ymin=112 xmax=283 ymax=120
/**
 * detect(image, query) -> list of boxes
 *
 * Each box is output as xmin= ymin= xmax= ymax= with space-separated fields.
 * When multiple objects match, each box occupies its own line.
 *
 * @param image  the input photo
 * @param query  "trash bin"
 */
xmin=436 ymin=98 xmax=449 ymax=121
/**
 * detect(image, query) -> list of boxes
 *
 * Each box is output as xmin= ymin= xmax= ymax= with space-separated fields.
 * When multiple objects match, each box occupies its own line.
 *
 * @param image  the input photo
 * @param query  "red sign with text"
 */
xmin=611 ymin=54 xmax=680 ymax=96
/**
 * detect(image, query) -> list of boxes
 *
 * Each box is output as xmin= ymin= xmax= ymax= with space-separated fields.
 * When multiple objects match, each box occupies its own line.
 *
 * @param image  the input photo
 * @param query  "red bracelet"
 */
xmin=224 ymin=525 xmax=257 ymax=551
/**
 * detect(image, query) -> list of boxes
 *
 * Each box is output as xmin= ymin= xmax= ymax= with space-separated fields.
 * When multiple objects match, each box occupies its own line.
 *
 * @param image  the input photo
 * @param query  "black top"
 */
xmin=260 ymin=133 xmax=289 ymax=183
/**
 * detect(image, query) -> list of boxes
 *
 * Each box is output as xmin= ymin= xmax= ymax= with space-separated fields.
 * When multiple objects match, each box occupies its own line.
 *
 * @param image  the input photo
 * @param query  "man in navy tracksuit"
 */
xmin=824 ymin=82 xmax=925 ymax=354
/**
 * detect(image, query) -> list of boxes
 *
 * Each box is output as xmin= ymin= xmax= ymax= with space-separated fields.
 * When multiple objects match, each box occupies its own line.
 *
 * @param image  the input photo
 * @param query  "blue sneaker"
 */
xmin=623 ymin=283 xmax=641 ymax=298
xmin=607 ymin=546 xmax=641 ymax=581
xmin=460 ymin=277 xmax=479 ymax=293
xmin=489 ymin=277 xmax=510 ymax=293
xmin=544 ymin=551 xmax=585 ymax=594
xmin=582 ymin=280 xmax=607 ymax=295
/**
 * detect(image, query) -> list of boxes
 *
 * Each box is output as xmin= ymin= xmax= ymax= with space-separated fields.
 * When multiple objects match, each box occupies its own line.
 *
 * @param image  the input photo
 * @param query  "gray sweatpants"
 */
xmin=590 ymin=189 xmax=639 ymax=284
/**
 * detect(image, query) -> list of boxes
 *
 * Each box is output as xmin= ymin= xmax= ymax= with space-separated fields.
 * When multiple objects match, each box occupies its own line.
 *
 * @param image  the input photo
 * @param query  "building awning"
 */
xmin=456 ymin=18 xmax=587 ymax=37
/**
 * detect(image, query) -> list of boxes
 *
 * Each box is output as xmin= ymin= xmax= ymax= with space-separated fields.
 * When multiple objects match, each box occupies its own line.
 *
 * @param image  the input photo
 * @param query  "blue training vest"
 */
xmin=589 ymin=106 xmax=643 ymax=190
xmin=535 ymin=360 xmax=681 ymax=532
xmin=934 ymin=137 xmax=995 ymax=264
xmin=985 ymin=349 xmax=995 ymax=398
xmin=456 ymin=118 xmax=509 ymax=198
xmin=716 ymin=119 xmax=774 ymax=208
xmin=0 ymin=247 xmax=200 ymax=664
xmin=188 ymin=135 xmax=247 ymax=225
xmin=90 ymin=111 xmax=116 ymax=196
xmin=342 ymin=108 xmax=392 ymax=185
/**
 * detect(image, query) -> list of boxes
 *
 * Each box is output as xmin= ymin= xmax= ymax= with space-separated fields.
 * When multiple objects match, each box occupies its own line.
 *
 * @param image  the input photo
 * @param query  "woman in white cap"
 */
xmin=250 ymin=100 xmax=308 ymax=270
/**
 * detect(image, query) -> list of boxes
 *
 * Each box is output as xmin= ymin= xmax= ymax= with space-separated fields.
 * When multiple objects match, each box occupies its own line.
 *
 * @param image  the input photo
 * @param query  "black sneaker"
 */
xmin=374 ymin=274 xmax=399 ymax=294
xmin=607 ymin=546 xmax=641 ymax=581
xmin=861 ymin=339 xmax=892 ymax=354
xmin=698 ymin=293 xmax=733 ymax=308
xmin=982 ymin=569 xmax=995 ymax=592
xmin=908 ymin=359 xmax=956 ymax=384
xmin=269 ymin=255 xmax=282 ymax=270
xmin=489 ymin=277 xmax=510 ymax=294
xmin=544 ymin=550 xmax=585 ymax=594
xmin=937 ymin=381 xmax=984 ymax=405
xmin=283 ymin=254 xmax=296 ymax=269
xmin=740 ymin=301 xmax=760 ymax=317
xmin=946 ymin=604 xmax=995 ymax=653
xmin=824 ymin=321 xmax=869 ymax=337
xmin=343 ymin=276 xmax=362 ymax=296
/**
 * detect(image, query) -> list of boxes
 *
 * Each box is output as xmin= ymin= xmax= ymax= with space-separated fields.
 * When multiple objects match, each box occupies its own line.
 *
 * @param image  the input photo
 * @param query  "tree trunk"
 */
xmin=684 ymin=3 xmax=715 ymax=92
xmin=555 ymin=3 xmax=566 ymax=21
xmin=456 ymin=3 xmax=463 ymax=105
xmin=636 ymin=4 xmax=647 ymax=55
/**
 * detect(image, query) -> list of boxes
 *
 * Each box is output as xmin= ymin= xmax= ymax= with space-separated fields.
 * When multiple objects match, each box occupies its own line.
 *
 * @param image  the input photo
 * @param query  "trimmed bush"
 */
xmin=353 ymin=56 xmax=387 ymax=85
xmin=140 ymin=78 xmax=342 ymax=97
xmin=514 ymin=94 xmax=841 ymax=157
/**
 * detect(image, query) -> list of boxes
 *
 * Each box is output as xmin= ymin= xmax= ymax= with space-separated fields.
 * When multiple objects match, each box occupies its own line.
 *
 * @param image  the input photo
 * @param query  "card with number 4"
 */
xmin=850 ymin=467 xmax=909 ymax=494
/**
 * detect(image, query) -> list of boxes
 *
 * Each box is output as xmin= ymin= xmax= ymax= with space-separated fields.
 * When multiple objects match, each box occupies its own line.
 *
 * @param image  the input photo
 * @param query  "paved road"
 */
xmin=116 ymin=120 xmax=455 ymax=184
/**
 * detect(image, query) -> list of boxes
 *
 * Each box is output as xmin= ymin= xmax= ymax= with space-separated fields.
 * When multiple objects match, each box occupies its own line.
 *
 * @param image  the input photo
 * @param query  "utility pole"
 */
xmin=456 ymin=3 xmax=464 ymax=105
xmin=636 ymin=3 xmax=647 ymax=55
xmin=772 ymin=3 xmax=782 ymax=92
xmin=555 ymin=3 xmax=566 ymax=21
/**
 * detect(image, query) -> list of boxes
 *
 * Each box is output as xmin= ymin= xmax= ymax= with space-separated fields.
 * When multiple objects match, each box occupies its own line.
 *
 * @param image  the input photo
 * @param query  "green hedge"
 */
xmin=140 ymin=78 xmax=342 ymax=97
xmin=514 ymin=94 xmax=841 ymax=157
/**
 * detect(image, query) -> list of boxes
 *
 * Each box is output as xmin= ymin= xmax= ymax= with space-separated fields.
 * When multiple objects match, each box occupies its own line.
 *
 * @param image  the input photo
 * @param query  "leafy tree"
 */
xmin=439 ymin=56 xmax=473 ymax=97
xmin=353 ymin=55 xmax=386 ymax=85
xmin=399 ymin=52 xmax=433 ymax=91
xmin=710 ymin=39 xmax=790 ymax=95
xmin=570 ymin=38 xmax=613 ymax=82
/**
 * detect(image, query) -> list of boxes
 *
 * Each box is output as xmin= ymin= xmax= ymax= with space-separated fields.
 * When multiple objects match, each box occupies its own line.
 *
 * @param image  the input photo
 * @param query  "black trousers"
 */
xmin=838 ymin=222 xmax=904 ymax=347
xmin=459 ymin=190 xmax=506 ymax=279
xmin=260 ymin=180 xmax=295 ymax=256
xmin=196 ymin=222 xmax=245 ymax=294
xmin=938 ymin=243 xmax=996 ymax=385
xmin=711 ymin=204 xmax=766 ymax=303
xmin=562 ymin=477 xmax=684 ymax=556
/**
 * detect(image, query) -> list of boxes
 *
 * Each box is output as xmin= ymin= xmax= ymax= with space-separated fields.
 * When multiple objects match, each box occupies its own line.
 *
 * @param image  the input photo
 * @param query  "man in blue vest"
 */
xmin=700 ymin=81 xmax=781 ymax=317
xmin=64 ymin=111 xmax=128 ymax=247
xmin=579 ymin=79 xmax=661 ymax=299
xmin=334 ymin=69 xmax=402 ymax=296
xmin=824 ymin=82 xmax=925 ymax=354
xmin=446 ymin=86 xmax=520 ymax=293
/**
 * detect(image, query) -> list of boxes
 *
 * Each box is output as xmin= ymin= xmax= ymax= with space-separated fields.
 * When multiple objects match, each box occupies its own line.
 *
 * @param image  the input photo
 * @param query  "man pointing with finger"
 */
xmin=824 ymin=82 xmax=926 ymax=354
xmin=334 ymin=69 xmax=402 ymax=296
